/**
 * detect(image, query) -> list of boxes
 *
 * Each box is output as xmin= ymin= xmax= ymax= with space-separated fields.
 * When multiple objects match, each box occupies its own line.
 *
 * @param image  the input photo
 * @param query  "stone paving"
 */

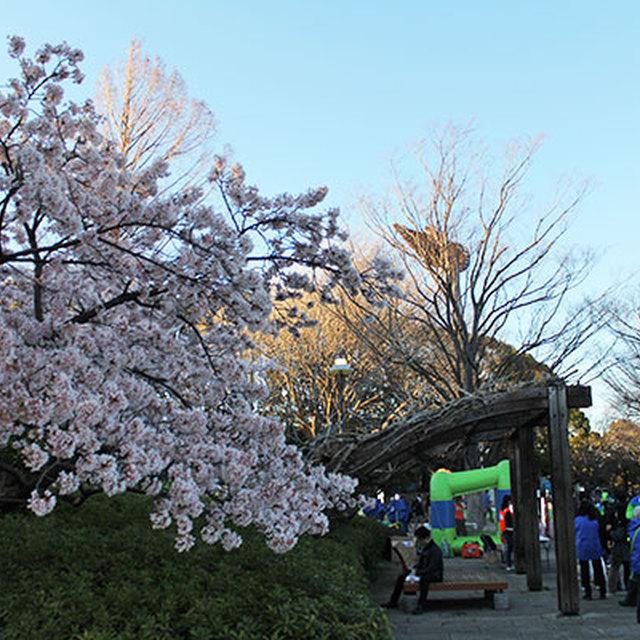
xmin=369 ymin=550 xmax=640 ymax=639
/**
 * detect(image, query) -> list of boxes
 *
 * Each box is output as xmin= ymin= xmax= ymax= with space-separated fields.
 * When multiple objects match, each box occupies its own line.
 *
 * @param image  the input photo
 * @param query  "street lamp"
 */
xmin=329 ymin=356 xmax=352 ymax=376
xmin=329 ymin=355 xmax=352 ymax=434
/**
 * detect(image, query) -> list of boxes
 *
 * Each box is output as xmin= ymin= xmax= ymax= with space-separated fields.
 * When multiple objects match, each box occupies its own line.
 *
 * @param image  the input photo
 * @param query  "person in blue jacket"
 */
xmin=575 ymin=499 xmax=606 ymax=600
xmin=628 ymin=506 xmax=640 ymax=623
xmin=364 ymin=497 xmax=386 ymax=521
xmin=387 ymin=494 xmax=412 ymax=534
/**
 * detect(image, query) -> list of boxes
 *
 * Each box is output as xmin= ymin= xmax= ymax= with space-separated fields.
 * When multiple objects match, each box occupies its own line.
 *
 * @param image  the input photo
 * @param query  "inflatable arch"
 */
xmin=430 ymin=459 xmax=511 ymax=555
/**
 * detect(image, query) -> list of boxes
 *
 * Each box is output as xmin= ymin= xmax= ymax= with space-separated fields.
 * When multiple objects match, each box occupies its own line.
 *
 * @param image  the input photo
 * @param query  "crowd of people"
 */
xmin=574 ymin=487 xmax=640 ymax=623
xmin=363 ymin=492 xmax=428 ymax=535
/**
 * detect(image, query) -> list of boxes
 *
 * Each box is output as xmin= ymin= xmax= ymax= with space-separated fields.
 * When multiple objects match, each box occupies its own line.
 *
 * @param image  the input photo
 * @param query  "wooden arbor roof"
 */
xmin=327 ymin=382 xmax=590 ymax=487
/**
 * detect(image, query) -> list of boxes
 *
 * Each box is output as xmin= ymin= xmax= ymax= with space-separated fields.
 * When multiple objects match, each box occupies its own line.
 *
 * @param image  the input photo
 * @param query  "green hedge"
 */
xmin=0 ymin=495 xmax=391 ymax=639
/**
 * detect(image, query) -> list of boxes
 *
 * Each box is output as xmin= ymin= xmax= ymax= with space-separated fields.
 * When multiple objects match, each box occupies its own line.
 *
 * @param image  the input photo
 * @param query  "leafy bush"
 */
xmin=0 ymin=495 xmax=391 ymax=639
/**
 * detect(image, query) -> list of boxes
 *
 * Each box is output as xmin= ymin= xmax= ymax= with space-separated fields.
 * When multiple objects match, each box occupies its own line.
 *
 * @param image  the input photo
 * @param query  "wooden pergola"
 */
xmin=326 ymin=381 xmax=591 ymax=615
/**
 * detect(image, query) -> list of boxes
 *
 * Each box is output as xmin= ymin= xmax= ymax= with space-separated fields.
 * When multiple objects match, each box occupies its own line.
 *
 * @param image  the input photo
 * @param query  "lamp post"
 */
xmin=329 ymin=355 xmax=352 ymax=434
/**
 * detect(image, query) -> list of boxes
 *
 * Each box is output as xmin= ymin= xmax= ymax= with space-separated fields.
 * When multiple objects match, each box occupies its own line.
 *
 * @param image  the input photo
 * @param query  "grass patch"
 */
xmin=0 ymin=494 xmax=391 ymax=639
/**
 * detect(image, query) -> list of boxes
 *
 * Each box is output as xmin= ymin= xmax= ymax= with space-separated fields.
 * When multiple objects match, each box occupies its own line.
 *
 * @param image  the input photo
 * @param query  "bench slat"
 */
xmin=403 ymin=579 xmax=507 ymax=594
xmin=432 ymin=582 xmax=508 ymax=591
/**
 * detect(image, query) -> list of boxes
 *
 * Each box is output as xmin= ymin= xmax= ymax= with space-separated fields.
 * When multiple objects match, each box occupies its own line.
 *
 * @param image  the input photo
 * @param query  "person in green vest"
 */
xmin=620 ymin=496 xmax=640 ymax=607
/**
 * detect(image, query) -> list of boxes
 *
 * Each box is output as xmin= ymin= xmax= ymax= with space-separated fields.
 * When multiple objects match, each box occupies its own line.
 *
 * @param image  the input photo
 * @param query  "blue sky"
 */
xmin=3 ymin=1 xmax=639 ymax=426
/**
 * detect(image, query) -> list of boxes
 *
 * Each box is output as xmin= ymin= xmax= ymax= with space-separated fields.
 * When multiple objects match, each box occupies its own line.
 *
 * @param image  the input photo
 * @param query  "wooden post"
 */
xmin=507 ymin=437 xmax=519 ymax=570
xmin=517 ymin=425 xmax=542 ymax=590
xmin=512 ymin=433 xmax=526 ymax=573
xmin=548 ymin=383 xmax=580 ymax=615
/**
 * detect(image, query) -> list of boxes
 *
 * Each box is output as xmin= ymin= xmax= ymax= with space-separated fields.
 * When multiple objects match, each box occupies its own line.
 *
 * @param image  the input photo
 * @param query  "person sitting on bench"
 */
xmin=383 ymin=524 xmax=444 ymax=614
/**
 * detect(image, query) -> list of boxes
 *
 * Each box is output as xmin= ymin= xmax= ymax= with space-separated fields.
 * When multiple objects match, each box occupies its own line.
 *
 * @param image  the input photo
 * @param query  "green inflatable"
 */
xmin=430 ymin=459 xmax=510 ymax=555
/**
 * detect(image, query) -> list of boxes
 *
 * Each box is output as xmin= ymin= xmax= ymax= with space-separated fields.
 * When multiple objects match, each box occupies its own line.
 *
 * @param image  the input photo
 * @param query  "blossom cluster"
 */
xmin=0 ymin=37 xmax=363 ymax=552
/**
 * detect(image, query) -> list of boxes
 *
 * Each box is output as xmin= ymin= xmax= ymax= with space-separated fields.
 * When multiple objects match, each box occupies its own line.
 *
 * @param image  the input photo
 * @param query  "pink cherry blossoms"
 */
xmin=0 ymin=37 xmax=376 ymax=552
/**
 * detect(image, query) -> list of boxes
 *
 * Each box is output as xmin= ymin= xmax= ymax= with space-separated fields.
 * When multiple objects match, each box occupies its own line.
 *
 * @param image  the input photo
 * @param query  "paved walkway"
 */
xmin=370 ymin=550 xmax=639 ymax=639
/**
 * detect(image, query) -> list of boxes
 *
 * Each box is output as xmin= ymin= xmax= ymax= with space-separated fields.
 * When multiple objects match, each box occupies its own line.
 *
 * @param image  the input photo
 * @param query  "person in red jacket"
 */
xmin=499 ymin=494 xmax=515 ymax=571
xmin=454 ymin=496 xmax=467 ymax=536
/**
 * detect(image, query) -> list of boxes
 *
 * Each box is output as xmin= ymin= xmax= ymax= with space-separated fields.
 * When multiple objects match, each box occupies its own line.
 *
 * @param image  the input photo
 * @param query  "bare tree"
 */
xmin=604 ymin=297 xmax=640 ymax=418
xmin=350 ymin=126 xmax=602 ymax=409
xmin=95 ymin=38 xmax=216 ymax=191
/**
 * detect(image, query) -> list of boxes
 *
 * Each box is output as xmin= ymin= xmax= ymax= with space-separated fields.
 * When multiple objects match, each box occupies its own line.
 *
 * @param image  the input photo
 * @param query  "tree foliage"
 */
xmin=0 ymin=36 xmax=395 ymax=552
xmin=568 ymin=410 xmax=604 ymax=489
xmin=600 ymin=419 xmax=640 ymax=492
xmin=568 ymin=413 xmax=640 ymax=494
xmin=257 ymin=288 xmax=425 ymax=465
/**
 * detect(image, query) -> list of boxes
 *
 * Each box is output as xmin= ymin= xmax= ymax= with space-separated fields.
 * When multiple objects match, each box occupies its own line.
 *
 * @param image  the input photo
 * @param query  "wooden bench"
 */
xmin=402 ymin=571 xmax=509 ymax=607
xmin=391 ymin=541 xmax=509 ymax=609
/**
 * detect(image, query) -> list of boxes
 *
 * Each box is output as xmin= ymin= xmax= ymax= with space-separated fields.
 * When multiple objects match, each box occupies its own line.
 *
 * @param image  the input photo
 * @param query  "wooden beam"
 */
xmin=548 ymin=383 xmax=580 ymax=615
xmin=567 ymin=384 xmax=592 ymax=409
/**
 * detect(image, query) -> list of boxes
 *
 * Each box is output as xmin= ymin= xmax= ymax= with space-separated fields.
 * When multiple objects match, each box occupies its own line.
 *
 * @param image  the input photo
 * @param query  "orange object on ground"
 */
xmin=461 ymin=542 xmax=482 ymax=558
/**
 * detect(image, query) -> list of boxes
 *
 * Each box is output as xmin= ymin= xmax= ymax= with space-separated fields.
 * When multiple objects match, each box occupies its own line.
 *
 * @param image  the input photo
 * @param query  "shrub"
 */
xmin=0 ymin=495 xmax=391 ymax=639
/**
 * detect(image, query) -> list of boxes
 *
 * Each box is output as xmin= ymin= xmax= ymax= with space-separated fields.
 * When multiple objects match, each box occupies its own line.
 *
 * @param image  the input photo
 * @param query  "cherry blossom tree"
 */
xmin=0 ymin=36 xmax=377 ymax=553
